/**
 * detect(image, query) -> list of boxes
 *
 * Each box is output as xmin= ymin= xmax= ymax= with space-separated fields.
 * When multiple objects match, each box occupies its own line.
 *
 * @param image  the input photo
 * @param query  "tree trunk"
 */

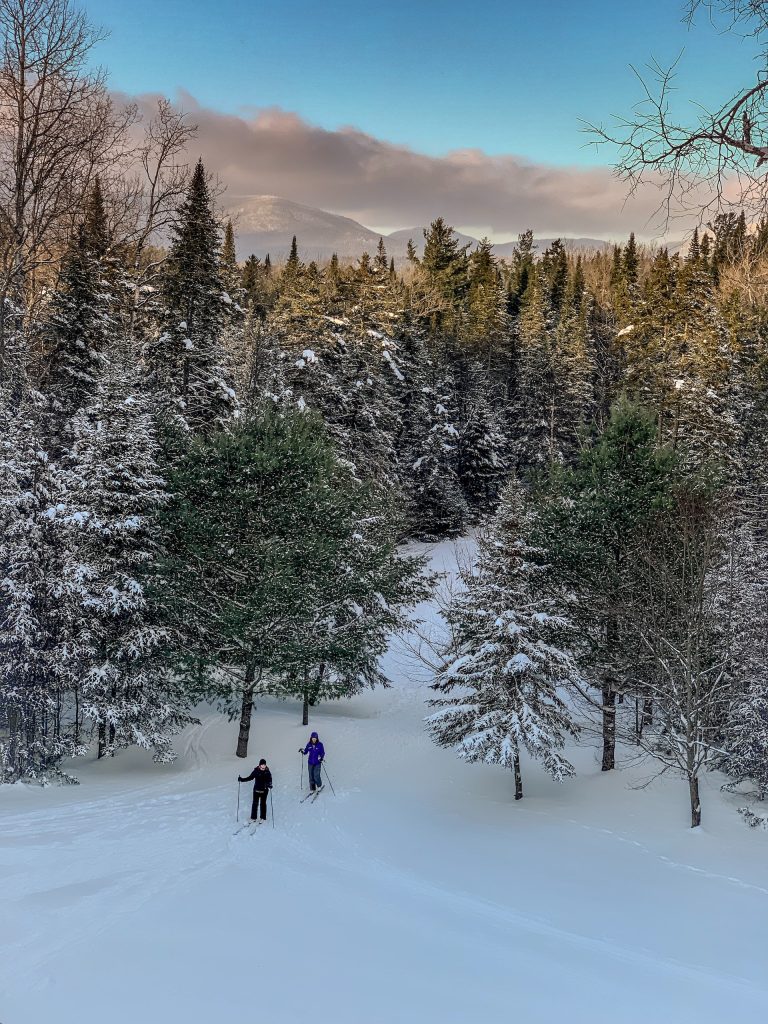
xmin=642 ymin=697 xmax=653 ymax=728
xmin=74 ymin=686 xmax=80 ymax=747
xmin=97 ymin=722 xmax=107 ymax=759
xmin=108 ymin=684 xmax=116 ymax=755
xmin=688 ymin=772 xmax=701 ymax=828
xmin=0 ymin=288 xmax=6 ymax=385
xmin=7 ymin=707 xmax=20 ymax=781
xmin=55 ymin=687 xmax=61 ymax=742
xmin=513 ymin=749 xmax=523 ymax=800
xmin=601 ymin=685 xmax=616 ymax=771
xmin=301 ymin=666 xmax=310 ymax=725
xmin=236 ymin=660 xmax=257 ymax=759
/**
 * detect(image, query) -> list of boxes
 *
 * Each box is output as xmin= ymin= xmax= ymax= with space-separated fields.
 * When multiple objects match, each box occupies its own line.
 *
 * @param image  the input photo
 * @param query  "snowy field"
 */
xmin=2 ymin=541 xmax=768 ymax=1024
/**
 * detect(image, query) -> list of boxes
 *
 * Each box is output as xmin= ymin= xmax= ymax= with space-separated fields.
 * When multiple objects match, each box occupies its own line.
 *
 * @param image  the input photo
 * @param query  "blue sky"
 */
xmin=89 ymin=0 xmax=753 ymax=167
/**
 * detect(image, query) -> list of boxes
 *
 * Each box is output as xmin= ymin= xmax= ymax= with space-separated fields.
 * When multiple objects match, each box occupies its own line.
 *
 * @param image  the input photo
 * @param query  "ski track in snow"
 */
xmin=2 ymin=540 xmax=768 ymax=1023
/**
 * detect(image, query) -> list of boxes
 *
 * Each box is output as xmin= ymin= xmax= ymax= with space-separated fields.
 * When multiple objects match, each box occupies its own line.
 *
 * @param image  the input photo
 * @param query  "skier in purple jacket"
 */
xmin=299 ymin=731 xmax=325 ymax=791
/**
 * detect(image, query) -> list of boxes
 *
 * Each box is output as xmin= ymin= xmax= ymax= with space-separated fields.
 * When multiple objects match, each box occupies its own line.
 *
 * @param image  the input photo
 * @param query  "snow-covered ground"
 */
xmin=3 ymin=541 xmax=768 ymax=1023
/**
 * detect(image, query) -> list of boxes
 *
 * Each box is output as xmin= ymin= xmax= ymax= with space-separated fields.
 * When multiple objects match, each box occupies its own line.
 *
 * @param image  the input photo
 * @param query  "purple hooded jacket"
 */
xmin=303 ymin=732 xmax=325 ymax=766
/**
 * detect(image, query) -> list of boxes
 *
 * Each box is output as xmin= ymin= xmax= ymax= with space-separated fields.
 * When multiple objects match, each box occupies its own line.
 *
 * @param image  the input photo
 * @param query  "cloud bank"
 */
xmin=131 ymin=92 xmax=667 ymax=240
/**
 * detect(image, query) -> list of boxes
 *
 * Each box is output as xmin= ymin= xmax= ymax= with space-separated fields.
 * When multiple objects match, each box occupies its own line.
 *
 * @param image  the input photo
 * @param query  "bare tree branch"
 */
xmin=585 ymin=1 xmax=768 ymax=229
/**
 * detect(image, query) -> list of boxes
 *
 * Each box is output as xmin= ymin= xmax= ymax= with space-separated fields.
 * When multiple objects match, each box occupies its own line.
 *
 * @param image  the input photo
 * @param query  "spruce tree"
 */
xmin=541 ymin=239 xmax=569 ymax=314
xmin=531 ymin=398 xmax=681 ymax=771
xmin=151 ymin=159 xmax=235 ymax=433
xmin=429 ymin=483 xmax=579 ymax=799
xmin=158 ymin=408 xmax=424 ymax=756
xmin=467 ymin=239 xmax=509 ymax=367
xmin=83 ymin=176 xmax=110 ymax=258
xmin=2 ymin=216 xmax=114 ymax=780
xmin=285 ymin=235 xmax=301 ymax=277
xmin=375 ymin=237 xmax=388 ymax=272
xmin=39 ymin=224 xmax=112 ymax=446
xmin=511 ymin=266 xmax=559 ymax=474
xmin=406 ymin=375 xmax=468 ymax=538
xmin=221 ymin=220 xmax=242 ymax=301
xmin=554 ymin=259 xmax=596 ymax=456
xmin=63 ymin=356 xmax=188 ymax=761
xmin=0 ymin=394 xmax=77 ymax=781
xmin=415 ymin=218 xmax=470 ymax=337
xmin=507 ymin=230 xmax=536 ymax=318
xmin=457 ymin=378 xmax=508 ymax=514
xmin=622 ymin=232 xmax=639 ymax=293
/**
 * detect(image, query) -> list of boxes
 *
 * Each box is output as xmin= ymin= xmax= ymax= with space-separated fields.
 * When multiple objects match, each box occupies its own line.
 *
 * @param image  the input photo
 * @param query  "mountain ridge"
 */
xmin=223 ymin=194 xmax=614 ymax=263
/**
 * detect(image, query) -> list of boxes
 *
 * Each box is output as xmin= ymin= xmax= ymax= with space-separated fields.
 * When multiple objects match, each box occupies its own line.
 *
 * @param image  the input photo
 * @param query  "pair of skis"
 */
xmin=233 ymin=820 xmax=267 ymax=836
xmin=300 ymin=786 xmax=324 ymax=804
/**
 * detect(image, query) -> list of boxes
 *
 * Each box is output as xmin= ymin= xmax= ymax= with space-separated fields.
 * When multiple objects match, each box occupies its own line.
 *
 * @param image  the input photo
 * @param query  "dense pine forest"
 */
xmin=3 ymin=0 xmax=768 ymax=833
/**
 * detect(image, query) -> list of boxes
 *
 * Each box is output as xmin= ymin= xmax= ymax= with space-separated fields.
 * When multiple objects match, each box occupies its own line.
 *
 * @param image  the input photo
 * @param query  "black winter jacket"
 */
xmin=239 ymin=766 xmax=273 ymax=792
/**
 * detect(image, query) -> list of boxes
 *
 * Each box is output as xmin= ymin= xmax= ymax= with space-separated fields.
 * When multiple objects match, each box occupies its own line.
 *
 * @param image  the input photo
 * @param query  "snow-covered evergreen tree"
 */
xmin=723 ymin=682 xmax=768 ymax=800
xmin=61 ymin=356 xmax=189 ymax=761
xmin=554 ymin=259 xmax=596 ymax=456
xmin=268 ymin=486 xmax=428 ymax=725
xmin=466 ymin=238 xmax=509 ymax=363
xmin=407 ymin=376 xmax=468 ymax=539
xmin=149 ymin=160 xmax=235 ymax=432
xmin=457 ymin=379 xmax=508 ymax=515
xmin=158 ymin=407 xmax=424 ymax=758
xmin=510 ymin=266 xmax=559 ymax=475
xmin=719 ymin=524 xmax=768 ymax=802
xmin=221 ymin=220 xmax=243 ymax=303
xmin=38 ymin=223 xmax=112 ymax=447
xmin=428 ymin=483 xmax=579 ymax=798
xmin=0 ymin=389 xmax=80 ymax=781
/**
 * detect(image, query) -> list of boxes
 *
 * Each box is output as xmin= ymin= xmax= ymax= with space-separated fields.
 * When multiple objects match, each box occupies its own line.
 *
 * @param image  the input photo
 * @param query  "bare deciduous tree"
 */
xmin=117 ymin=98 xmax=197 ymax=342
xmin=624 ymin=490 xmax=763 ymax=827
xmin=0 ymin=0 xmax=134 ymax=378
xmin=587 ymin=1 xmax=768 ymax=229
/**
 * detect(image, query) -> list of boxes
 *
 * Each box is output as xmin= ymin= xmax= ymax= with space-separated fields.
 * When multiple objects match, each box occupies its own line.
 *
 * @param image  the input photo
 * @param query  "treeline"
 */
xmin=3 ymin=0 xmax=768 ymax=821
xmin=237 ymin=214 xmax=768 ymax=527
xmin=229 ymin=209 xmax=768 ymax=827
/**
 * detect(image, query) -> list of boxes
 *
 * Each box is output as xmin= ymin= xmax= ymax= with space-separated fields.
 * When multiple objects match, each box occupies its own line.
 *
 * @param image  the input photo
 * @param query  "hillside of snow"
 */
xmin=2 ymin=541 xmax=767 ymax=1024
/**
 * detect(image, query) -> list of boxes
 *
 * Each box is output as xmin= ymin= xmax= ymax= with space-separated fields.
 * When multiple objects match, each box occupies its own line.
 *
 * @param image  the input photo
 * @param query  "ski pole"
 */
xmin=236 ymin=780 xmax=241 ymax=822
xmin=270 ymin=790 xmax=275 ymax=830
xmin=299 ymin=751 xmax=304 ymax=791
xmin=321 ymin=762 xmax=336 ymax=797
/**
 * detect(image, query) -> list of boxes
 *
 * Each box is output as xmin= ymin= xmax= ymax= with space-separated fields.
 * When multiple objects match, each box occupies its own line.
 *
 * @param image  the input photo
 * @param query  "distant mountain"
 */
xmin=226 ymin=195 xmax=382 ymax=262
xmin=393 ymin=230 xmax=612 ymax=260
xmin=493 ymin=237 xmax=612 ymax=258
xmin=224 ymin=195 xmax=613 ymax=263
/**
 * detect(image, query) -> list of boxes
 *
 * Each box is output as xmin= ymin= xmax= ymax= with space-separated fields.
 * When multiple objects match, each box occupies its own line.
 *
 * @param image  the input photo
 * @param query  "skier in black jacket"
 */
xmin=238 ymin=758 xmax=273 ymax=823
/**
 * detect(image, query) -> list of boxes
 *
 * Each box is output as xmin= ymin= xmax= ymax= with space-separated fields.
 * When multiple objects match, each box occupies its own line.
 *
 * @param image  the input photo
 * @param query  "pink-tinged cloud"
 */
xmin=129 ymin=91 xmax=668 ymax=239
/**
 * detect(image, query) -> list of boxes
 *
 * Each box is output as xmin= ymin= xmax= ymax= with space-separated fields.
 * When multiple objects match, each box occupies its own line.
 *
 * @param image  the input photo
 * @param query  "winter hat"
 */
xmin=310 ymin=732 xmax=319 ymax=740
xmin=258 ymin=758 xmax=267 ymax=765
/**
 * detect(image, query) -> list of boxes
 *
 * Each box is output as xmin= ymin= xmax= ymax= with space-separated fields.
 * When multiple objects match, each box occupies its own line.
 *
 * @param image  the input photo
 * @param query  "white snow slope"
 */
xmin=2 ymin=541 xmax=768 ymax=1024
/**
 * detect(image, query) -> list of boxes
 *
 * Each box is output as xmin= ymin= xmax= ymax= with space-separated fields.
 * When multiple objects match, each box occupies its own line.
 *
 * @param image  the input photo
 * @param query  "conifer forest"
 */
xmin=4 ymin=2 xmax=768 ymax=1022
